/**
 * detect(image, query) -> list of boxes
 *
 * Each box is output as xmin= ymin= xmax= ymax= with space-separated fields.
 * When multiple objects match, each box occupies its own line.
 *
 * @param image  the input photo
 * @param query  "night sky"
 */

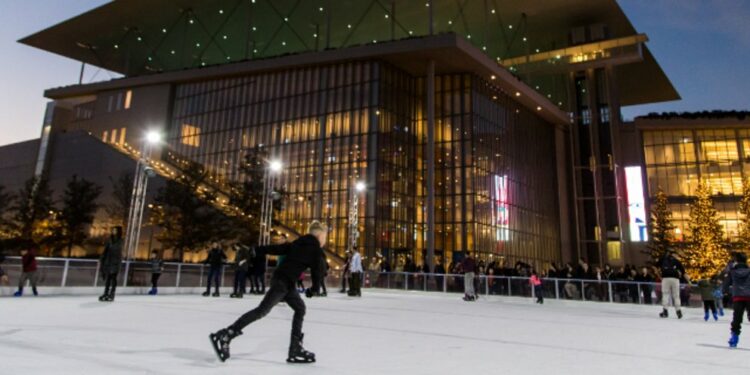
xmin=0 ymin=0 xmax=748 ymax=146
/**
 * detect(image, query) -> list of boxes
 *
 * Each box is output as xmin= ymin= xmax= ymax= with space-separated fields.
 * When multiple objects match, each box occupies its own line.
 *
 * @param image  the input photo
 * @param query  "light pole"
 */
xmin=347 ymin=181 xmax=366 ymax=254
xmin=259 ymin=159 xmax=283 ymax=247
xmin=123 ymin=130 xmax=161 ymax=286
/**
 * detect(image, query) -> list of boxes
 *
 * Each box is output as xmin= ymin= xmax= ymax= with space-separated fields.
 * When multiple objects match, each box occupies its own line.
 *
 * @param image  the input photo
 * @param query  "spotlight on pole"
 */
xmin=146 ymin=131 xmax=162 ymax=144
xmin=269 ymin=159 xmax=283 ymax=173
xmin=355 ymin=181 xmax=366 ymax=192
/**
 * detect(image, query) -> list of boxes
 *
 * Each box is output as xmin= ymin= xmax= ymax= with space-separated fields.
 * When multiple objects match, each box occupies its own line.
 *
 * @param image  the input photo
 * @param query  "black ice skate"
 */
xmin=98 ymin=294 xmax=108 ymax=302
xmin=202 ymin=291 xmax=210 ymax=297
xmin=212 ymin=292 xmax=220 ymax=297
xmin=209 ymin=327 xmax=242 ymax=362
xmin=659 ymin=309 xmax=668 ymax=318
xmin=676 ymin=310 xmax=683 ymax=319
xmin=287 ymin=333 xmax=315 ymax=363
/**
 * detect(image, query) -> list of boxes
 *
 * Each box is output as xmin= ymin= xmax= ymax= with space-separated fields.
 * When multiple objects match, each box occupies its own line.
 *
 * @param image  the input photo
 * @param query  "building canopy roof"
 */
xmin=19 ymin=0 xmax=679 ymax=107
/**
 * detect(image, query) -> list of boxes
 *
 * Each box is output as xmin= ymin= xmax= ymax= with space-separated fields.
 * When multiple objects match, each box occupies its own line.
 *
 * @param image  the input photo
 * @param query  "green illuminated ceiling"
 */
xmin=19 ymin=0 xmax=678 ymax=106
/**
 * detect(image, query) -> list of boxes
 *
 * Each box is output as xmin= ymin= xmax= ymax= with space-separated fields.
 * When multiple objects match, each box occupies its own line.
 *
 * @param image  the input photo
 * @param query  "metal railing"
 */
xmin=1 ymin=257 xmax=705 ymax=307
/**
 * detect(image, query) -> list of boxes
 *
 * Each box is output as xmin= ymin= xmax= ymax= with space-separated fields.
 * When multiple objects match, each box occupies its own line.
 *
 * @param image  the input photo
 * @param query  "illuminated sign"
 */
xmin=492 ymin=175 xmax=509 ymax=241
xmin=625 ymin=166 xmax=647 ymax=242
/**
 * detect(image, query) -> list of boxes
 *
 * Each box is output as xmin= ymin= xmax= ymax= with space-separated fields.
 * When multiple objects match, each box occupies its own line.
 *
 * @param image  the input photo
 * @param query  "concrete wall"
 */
xmin=0 ymin=139 xmax=40 ymax=193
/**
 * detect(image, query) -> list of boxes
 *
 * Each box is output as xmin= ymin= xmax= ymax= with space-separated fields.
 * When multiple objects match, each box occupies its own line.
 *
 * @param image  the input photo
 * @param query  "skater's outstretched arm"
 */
xmin=257 ymin=243 xmax=293 ymax=256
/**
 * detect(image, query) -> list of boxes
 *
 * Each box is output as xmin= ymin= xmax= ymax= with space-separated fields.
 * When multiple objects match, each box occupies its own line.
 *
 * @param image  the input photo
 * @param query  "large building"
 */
xmin=2 ymin=0 xmax=683 ymax=267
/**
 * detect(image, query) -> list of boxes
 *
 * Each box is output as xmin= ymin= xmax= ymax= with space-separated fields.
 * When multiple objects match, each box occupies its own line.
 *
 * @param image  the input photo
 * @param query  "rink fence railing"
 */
xmin=1 ymin=256 xmax=707 ymax=307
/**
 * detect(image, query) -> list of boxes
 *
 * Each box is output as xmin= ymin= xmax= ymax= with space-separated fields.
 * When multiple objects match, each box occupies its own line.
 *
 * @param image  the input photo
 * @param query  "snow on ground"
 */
xmin=1 ymin=290 xmax=749 ymax=375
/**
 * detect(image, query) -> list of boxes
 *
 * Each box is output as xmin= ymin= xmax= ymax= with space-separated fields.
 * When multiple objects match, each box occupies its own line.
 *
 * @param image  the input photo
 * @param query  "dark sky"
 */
xmin=0 ymin=0 xmax=748 ymax=146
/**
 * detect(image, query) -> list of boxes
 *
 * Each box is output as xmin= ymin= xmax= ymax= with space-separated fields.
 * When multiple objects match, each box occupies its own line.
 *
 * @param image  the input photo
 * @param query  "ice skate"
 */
xmin=202 ymin=291 xmax=210 ymax=297
xmin=659 ymin=309 xmax=668 ymax=318
xmin=729 ymin=333 xmax=739 ymax=348
xmin=98 ymin=294 xmax=108 ymax=302
xmin=676 ymin=310 xmax=683 ymax=319
xmin=704 ymin=312 xmax=709 ymax=321
xmin=713 ymin=312 xmax=718 ymax=321
xmin=212 ymin=292 xmax=220 ymax=297
xmin=209 ymin=327 xmax=242 ymax=362
xmin=105 ymin=294 xmax=115 ymax=302
xmin=32 ymin=288 xmax=38 ymax=296
xmin=287 ymin=333 xmax=315 ymax=363
xmin=13 ymin=290 xmax=22 ymax=297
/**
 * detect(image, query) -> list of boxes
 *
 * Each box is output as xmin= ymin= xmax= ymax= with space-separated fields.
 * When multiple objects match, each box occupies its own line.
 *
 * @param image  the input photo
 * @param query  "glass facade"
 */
xmin=167 ymin=60 xmax=561 ymax=266
xmin=643 ymin=128 xmax=747 ymax=239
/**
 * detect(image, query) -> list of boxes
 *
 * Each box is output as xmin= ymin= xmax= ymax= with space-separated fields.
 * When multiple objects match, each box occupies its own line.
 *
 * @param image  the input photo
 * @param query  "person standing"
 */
xmin=231 ymin=244 xmax=251 ymax=298
xmin=462 ymin=253 xmax=477 ymax=301
xmin=348 ymin=247 xmax=363 ymax=297
xmin=530 ymin=270 xmax=543 ymax=304
xmin=635 ymin=267 xmax=654 ymax=304
xmin=148 ymin=250 xmax=164 ymax=295
xmin=203 ymin=242 xmax=227 ymax=297
xmin=659 ymin=249 xmax=685 ymax=319
xmin=0 ymin=252 xmax=8 ymax=285
xmin=697 ymin=278 xmax=718 ymax=321
xmin=99 ymin=227 xmax=123 ymax=302
xmin=251 ymin=249 xmax=266 ymax=294
xmin=724 ymin=252 xmax=750 ymax=348
xmin=339 ymin=251 xmax=351 ymax=293
xmin=209 ymin=221 xmax=328 ymax=363
xmin=14 ymin=245 xmax=39 ymax=297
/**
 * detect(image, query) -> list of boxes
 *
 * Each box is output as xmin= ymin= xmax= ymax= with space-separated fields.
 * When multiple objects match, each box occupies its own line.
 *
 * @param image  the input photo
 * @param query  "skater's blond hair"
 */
xmin=307 ymin=221 xmax=328 ymax=235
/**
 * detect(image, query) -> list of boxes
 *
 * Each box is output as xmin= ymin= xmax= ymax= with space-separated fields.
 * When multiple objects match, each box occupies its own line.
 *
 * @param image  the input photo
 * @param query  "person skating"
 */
xmin=14 ymin=245 xmax=39 ymax=297
xmin=658 ymin=249 xmax=685 ymax=319
xmin=231 ymin=244 xmax=251 ymax=298
xmin=462 ymin=253 xmax=477 ymax=301
xmin=339 ymin=251 xmax=351 ymax=293
xmin=209 ymin=221 xmax=328 ymax=363
xmin=723 ymin=252 xmax=750 ymax=348
xmin=148 ymin=250 xmax=164 ymax=295
xmin=99 ymin=227 xmax=123 ymax=302
xmin=698 ymin=278 xmax=718 ymax=321
xmin=202 ymin=242 xmax=226 ymax=297
xmin=530 ymin=270 xmax=543 ymax=304
xmin=348 ymin=247 xmax=363 ymax=297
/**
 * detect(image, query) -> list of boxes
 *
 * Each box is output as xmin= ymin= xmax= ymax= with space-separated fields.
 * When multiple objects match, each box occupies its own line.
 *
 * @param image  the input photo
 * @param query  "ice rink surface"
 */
xmin=2 ymin=290 xmax=749 ymax=375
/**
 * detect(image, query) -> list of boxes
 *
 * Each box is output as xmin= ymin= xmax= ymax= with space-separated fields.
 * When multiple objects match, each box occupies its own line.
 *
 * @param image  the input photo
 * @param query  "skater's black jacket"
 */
xmin=257 ymin=235 xmax=326 ymax=293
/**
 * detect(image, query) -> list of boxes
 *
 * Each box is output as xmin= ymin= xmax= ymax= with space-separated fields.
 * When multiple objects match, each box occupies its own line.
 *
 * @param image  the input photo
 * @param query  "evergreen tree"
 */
xmin=737 ymin=178 xmax=750 ymax=250
xmin=646 ymin=187 xmax=675 ymax=263
xmin=0 ymin=185 xmax=13 ymax=235
xmin=10 ymin=177 xmax=54 ymax=244
xmin=60 ymin=175 xmax=102 ymax=256
xmin=683 ymin=180 xmax=729 ymax=280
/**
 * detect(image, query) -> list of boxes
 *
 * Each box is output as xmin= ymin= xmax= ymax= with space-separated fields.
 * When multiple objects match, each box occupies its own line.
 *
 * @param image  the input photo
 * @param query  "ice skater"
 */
xmin=724 ymin=252 xmax=750 ymax=348
xmin=530 ymin=270 xmax=543 ymax=304
xmin=209 ymin=221 xmax=328 ymax=363
xmin=658 ymin=249 xmax=685 ymax=319
xmin=99 ymin=227 xmax=123 ymax=302
xmin=14 ymin=245 xmax=38 ymax=297
xmin=697 ymin=278 xmax=718 ymax=321
xmin=148 ymin=250 xmax=163 ymax=295
xmin=462 ymin=253 xmax=477 ymax=301
xmin=347 ymin=246 xmax=363 ymax=297
xmin=231 ymin=244 xmax=251 ymax=298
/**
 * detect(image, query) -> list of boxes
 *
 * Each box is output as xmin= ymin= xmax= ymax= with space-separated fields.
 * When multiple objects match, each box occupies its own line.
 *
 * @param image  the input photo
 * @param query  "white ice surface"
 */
xmin=1 ymin=290 xmax=749 ymax=375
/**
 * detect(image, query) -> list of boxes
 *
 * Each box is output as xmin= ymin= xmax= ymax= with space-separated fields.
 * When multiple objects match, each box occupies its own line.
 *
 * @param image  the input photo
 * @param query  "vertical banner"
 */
xmin=625 ymin=166 xmax=648 ymax=242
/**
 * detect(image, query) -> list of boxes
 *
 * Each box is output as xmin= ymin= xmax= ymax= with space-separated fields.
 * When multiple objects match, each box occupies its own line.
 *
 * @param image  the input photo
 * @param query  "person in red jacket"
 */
xmin=14 ymin=246 xmax=38 ymax=297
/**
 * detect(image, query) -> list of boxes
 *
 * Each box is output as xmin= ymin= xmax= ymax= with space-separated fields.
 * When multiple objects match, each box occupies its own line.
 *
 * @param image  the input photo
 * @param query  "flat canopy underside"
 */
xmin=20 ymin=0 xmax=678 ymax=106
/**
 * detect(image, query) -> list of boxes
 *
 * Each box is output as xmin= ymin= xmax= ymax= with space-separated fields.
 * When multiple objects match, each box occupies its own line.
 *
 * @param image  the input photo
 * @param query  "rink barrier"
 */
xmin=0 ymin=257 xmax=706 ymax=307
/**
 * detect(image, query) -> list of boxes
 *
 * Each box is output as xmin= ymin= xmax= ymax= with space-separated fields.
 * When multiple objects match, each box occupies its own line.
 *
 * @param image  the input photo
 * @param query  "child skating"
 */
xmin=697 ymin=278 xmax=718 ymax=321
xmin=530 ymin=270 xmax=543 ymax=304
xmin=209 ymin=221 xmax=328 ymax=363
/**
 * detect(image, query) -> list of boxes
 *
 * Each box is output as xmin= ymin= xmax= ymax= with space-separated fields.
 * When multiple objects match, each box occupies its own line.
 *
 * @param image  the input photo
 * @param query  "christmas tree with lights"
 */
xmin=683 ymin=180 xmax=729 ymax=280
xmin=646 ymin=187 xmax=676 ymax=264
xmin=737 ymin=178 xmax=750 ymax=250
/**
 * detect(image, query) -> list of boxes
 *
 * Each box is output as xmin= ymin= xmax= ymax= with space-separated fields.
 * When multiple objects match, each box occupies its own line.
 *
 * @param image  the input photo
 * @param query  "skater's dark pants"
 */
xmin=104 ymin=272 xmax=118 ymax=296
xmin=703 ymin=300 xmax=717 ymax=315
xmin=534 ymin=285 xmax=543 ymax=303
xmin=233 ymin=270 xmax=247 ymax=294
xmin=151 ymin=273 xmax=161 ymax=289
xmin=732 ymin=300 xmax=749 ymax=335
xmin=349 ymin=272 xmax=362 ymax=296
xmin=206 ymin=266 xmax=221 ymax=293
xmin=231 ymin=276 xmax=306 ymax=337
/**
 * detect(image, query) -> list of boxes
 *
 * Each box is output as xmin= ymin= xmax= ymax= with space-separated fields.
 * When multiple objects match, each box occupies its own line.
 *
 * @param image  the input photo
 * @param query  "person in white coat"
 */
xmin=348 ymin=247 xmax=363 ymax=297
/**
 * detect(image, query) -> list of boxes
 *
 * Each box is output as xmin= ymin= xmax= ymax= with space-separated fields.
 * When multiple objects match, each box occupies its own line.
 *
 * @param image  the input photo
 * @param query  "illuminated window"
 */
xmin=119 ymin=127 xmax=126 ymax=145
xmin=181 ymin=124 xmax=201 ymax=147
xmin=607 ymin=241 xmax=621 ymax=261
xmin=110 ymin=128 xmax=118 ymax=144
xmin=102 ymin=130 xmax=108 ymax=142
xmin=124 ymin=90 xmax=132 ymax=109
